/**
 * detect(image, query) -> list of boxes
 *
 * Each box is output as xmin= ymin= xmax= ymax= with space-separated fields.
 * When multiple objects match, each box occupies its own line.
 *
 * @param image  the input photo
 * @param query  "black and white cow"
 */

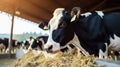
xmin=23 ymin=37 xmax=34 ymax=49
xmin=29 ymin=36 xmax=48 ymax=50
xmin=4 ymin=38 xmax=23 ymax=53
xmin=41 ymin=7 xmax=120 ymax=58
xmin=0 ymin=38 xmax=22 ymax=53
xmin=16 ymin=41 xmax=23 ymax=49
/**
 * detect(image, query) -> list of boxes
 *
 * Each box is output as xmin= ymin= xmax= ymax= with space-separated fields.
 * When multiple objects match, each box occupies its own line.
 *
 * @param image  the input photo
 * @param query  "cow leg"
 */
xmin=99 ymin=43 xmax=108 ymax=59
xmin=1 ymin=46 xmax=6 ymax=53
xmin=0 ymin=49 xmax=2 ymax=53
xmin=12 ymin=48 xmax=14 ymax=53
xmin=0 ymin=44 xmax=6 ymax=54
xmin=2 ymin=49 xmax=5 ymax=53
xmin=5 ymin=48 xmax=9 ymax=53
xmin=0 ymin=48 xmax=3 ymax=53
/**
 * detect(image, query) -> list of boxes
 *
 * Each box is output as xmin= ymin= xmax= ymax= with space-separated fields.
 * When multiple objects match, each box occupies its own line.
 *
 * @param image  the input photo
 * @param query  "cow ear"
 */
xmin=39 ymin=21 xmax=48 ymax=30
xmin=71 ymin=7 xmax=81 ymax=22
xmin=71 ymin=14 xmax=77 ymax=22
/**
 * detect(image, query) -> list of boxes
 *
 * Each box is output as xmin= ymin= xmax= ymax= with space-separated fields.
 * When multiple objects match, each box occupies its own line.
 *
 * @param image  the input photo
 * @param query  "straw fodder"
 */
xmin=13 ymin=50 xmax=120 ymax=67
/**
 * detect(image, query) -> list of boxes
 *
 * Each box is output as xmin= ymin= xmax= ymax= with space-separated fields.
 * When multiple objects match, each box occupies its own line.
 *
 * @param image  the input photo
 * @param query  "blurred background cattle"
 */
xmin=0 ymin=38 xmax=23 ymax=54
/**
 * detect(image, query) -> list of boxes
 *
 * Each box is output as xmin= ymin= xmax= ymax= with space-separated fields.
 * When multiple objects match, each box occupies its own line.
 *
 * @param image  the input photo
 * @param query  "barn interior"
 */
xmin=0 ymin=0 xmax=120 ymax=23
xmin=0 ymin=0 xmax=120 ymax=67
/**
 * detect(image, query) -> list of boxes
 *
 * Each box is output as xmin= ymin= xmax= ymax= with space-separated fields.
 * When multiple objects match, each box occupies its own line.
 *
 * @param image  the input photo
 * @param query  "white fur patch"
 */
xmin=53 ymin=8 xmax=65 ymax=16
xmin=49 ymin=8 xmax=65 ymax=30
xmin=109 ymin=34 xmax=120 ymax=51
xmin=81 ymin=12 xmax=92 ymax=17
xmin=99 ymin=43 xmax=108 ymax=59
xmin=95 ymin=11 xmax=104 ymax=18
xmin=28 ymin=38 xmax=34 ymax=50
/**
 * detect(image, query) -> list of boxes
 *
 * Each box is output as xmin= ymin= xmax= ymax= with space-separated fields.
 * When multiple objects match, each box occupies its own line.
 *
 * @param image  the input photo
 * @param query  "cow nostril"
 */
xmin=44 ymin=45 xmax=53 ymax=53
xmin=48 ymin=45 xmax=53 ymax=51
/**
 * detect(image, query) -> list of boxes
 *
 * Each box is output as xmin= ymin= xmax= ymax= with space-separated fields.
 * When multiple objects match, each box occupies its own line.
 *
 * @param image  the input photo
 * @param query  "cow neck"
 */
xmin=73 ymin=14 xmax=107 ymax=42
xmin=63 ymin=32 xmax=90 ymax=56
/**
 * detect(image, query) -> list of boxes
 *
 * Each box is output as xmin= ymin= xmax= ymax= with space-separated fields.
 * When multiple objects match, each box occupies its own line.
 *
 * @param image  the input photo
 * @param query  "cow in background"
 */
xmin=0 ymin=38 xmax=23 ymax=53
xmin=16 ymin=41 xmax=24 ymax=49
xmin=28 ymin=36 xmax=48 ymax=50
xmin=23 ymin=36 xmax=34 ymax=49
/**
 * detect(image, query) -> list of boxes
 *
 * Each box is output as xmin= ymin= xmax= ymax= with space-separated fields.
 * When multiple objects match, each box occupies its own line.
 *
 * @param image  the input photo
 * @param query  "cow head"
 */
xmin=24 ymin=37 xmax=34 ymax=49
xmin=31 ymin=38 xmax=43 ymax=50
xmin=44 ymin=7 xmax=81 ymax=53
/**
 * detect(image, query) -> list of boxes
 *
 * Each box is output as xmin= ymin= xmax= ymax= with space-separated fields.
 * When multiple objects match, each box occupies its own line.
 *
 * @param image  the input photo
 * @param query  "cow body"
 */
xmin=102 ymin=12 xmax=120 ymax=52
xmin=72 ymin=11 xmax=120 ymax=56
xmin=43 ymin=7 xmax=120 ymax=58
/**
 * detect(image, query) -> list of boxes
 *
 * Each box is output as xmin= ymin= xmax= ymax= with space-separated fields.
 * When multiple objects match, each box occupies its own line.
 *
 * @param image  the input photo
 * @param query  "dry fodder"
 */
xmin=13 ymin=50 xmax=120 ymax=67
xmin=13 ymin=51 xmax=103 ymax=67
xmin=14 ymin=51 xmax=35 ymax=67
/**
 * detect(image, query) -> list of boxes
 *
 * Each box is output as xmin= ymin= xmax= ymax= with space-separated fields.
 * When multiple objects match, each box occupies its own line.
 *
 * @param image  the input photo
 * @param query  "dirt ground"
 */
xmin=0 ymin=58 xmax=16 ymax=67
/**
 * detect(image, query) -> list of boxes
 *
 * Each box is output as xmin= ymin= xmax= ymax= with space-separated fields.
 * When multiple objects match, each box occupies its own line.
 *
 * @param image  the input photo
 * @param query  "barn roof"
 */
xmin=0 ymin=0 xmax=120 ymax=24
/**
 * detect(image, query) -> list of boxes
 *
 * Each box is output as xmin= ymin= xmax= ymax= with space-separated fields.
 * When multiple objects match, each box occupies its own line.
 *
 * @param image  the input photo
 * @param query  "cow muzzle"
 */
xmin=44 ymin=45 xmax=59 ymax=54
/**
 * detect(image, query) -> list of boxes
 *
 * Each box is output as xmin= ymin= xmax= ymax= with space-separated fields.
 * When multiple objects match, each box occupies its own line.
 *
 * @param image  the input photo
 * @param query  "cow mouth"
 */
xmin=44 ymin=46 xmax=59 ymax=54
xmin=49 ymin=50 xmax=60 ymax=54
xmin=46 ymin=49 xmax=60 ymax=54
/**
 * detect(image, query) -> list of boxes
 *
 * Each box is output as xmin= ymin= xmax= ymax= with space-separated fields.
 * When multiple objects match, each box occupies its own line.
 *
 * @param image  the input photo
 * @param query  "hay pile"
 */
xmin=13 ymin=51 xmax=99 ymax=67
xmin=13 ymin=50 xmax=119 ymax=67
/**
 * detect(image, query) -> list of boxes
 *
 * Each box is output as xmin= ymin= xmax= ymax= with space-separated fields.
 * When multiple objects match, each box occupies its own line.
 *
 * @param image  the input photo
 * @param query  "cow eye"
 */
xmin=59 ymin=23 xmax=65 ymax=28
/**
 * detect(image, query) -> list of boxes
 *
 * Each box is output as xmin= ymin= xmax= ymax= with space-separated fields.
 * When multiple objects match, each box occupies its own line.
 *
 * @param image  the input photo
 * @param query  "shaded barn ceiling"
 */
xmin=0 ymin=0 xmax=120 ymax=24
